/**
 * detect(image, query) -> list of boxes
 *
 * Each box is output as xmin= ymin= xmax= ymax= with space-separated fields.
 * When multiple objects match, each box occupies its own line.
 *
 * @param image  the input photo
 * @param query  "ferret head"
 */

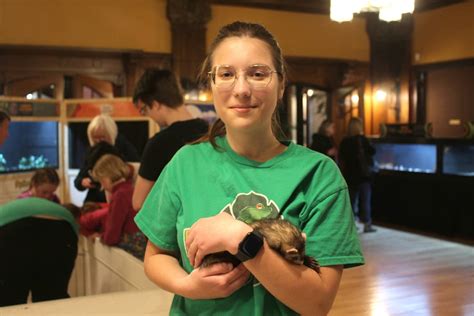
xmin=251 ymin=219 xmax=306 ymax=266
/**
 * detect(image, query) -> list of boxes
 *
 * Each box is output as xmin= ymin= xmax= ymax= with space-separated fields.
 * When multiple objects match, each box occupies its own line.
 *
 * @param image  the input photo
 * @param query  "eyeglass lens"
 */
xmin=213 ymin=65 xmax=274 ymax=89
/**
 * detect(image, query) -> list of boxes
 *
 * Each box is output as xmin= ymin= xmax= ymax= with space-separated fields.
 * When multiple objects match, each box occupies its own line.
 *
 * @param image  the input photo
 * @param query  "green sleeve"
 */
xmin=300 ymin=161 xmax=364 ymax=268
xmin=134 ymin=164 xmax=181 ymax=252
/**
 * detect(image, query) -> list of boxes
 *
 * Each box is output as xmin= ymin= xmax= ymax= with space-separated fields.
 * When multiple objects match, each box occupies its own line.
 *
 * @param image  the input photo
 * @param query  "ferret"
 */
xmin=200 ymin=219 xmax=320 ymax=273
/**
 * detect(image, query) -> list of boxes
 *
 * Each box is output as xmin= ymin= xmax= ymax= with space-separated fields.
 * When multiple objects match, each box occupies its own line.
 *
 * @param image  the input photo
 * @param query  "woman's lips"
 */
xmin=230 ymin=105 xmax=256 ymax=113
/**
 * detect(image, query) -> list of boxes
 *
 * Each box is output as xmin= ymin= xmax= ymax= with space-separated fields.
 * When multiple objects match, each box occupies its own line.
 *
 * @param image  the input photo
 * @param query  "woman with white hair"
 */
xmin=74 ymin=114 xmax=139 ymax=203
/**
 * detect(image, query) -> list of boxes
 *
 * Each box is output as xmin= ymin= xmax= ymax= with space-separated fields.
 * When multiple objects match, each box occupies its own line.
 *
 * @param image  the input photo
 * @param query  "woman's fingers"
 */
xmin=187 ymin=241 xmax=198 ymax=267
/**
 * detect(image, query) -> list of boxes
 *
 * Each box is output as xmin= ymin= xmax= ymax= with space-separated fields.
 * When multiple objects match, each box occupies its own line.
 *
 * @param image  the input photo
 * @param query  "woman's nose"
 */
xmin=232 ymin=74 xmax=251 ymax=96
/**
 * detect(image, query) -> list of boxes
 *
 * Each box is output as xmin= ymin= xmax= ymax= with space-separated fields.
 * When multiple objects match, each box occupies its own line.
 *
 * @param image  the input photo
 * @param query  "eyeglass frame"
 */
xmin=137 ymin=102 xmax=149 ymax=115
xmin=208 ymin=64 xmax=281 ymax=90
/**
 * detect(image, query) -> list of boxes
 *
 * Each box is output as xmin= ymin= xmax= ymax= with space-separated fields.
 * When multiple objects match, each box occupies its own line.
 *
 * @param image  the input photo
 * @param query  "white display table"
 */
xmin=0 ymin=289 xmax=173 ymax=315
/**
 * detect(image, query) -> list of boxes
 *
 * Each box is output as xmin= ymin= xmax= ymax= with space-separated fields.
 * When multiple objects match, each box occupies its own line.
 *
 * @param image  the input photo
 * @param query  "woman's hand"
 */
xmin=186 ymin=212 xmax=252 ymax=268
xmin=178 ymin=262 xmax=250 ymax=299
xmin=81 ymin=177 xmax=96 ymax=188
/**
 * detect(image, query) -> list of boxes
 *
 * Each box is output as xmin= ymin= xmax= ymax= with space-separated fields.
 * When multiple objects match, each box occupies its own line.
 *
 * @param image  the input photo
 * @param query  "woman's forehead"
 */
xmin=212 ymin=36 xmax=273 ymax=67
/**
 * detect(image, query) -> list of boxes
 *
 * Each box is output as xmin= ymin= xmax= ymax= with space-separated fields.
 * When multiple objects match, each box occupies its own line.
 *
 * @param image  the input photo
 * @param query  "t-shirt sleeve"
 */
xmin=135 ymin=164 xmax=181 ymax=252
xmin=300 ymin=161 xmax=364 ymax=268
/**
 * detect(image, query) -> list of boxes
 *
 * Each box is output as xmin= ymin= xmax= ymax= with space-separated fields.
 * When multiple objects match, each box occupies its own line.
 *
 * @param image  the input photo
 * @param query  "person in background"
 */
xmin=135 ymin=21 xmax=363 ymax=315
xmin=310 ymin=119 xmax=337 ymax=161
xmin=0 ymin=198 xmax=79 ymax=306
xmin=132 ymin=69 xmax=209 ymax=211
xmin=0 ymin=110 xmax=10 ymax=146
xmin=17 ymin=168 xmax=61 ymax=203
xmin=339 ymin=117 xmax=377 ymax=233
xmin=74 ymin=114 xmax=139 ymax=203
xmin=86 ymin=154 xmax=145 ymax=260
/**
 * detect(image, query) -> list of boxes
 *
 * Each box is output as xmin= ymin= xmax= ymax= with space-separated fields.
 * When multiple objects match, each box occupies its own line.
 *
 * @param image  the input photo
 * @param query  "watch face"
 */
xmin=241 ymin=231 xmax=263 ymax=257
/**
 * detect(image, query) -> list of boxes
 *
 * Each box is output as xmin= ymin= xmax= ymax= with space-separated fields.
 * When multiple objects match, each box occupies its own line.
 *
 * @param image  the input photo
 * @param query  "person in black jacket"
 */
xmin=310 ymin=119 xmax=337 ymax=161
xmin=339 ymin=117 xmax=377 ymax=233
xmin=74 ymin=114 xmax=139 ymax=203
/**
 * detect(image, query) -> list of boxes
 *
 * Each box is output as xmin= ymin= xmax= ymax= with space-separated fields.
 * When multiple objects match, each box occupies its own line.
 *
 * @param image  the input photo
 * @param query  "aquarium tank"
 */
xmin=443 ymin=145 xmax=474 ymax=176
xmin=373 ymin=143 xmax=437 ymax=174
xmin=0 ymin=121 xmax=59 ymax=173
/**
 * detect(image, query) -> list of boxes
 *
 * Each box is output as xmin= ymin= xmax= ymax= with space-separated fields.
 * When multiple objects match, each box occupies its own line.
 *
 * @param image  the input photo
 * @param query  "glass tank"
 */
xmin=373 ymin=143 xmax=437 ymax=174
xmin=0 ymin=121 xmax=59 ymax=173
xmin=443 ymin=145 xmax=474 ymax=176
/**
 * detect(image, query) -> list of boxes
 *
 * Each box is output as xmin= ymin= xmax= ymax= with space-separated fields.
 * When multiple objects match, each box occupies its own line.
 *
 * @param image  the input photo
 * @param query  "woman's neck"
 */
xmin=225 ymin=129 xmax=286 ymax=162
xmin=163 ymin=105 xmax=193 ymax=127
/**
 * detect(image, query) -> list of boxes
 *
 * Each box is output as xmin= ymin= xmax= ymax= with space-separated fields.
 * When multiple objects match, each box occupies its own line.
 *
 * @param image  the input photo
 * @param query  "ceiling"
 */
xmin=209 ymin=0 xmax=466 ymax=15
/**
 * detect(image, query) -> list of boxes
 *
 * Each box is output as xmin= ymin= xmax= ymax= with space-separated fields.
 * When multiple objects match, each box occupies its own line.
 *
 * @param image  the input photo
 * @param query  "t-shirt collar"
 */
xmin=216 ymin=136 xmax=294 ymax=168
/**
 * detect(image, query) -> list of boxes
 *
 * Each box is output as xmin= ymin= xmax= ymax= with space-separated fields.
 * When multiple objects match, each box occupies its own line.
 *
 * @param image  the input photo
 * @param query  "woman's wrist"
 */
xmin=228 ymin=220 xmax=253 ymax=255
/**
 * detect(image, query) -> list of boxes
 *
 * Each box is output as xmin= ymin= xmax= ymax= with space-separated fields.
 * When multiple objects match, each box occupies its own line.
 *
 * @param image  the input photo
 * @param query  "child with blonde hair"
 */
xmin=80 ymin=154 xmax=145 ymax=259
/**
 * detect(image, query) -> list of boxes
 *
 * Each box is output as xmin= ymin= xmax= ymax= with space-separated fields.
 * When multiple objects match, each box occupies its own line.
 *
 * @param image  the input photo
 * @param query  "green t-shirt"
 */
xmin=135 ymin=136 xmax=364 ymax=315
xmin=0 ymin=197 xmax=79 ymax=235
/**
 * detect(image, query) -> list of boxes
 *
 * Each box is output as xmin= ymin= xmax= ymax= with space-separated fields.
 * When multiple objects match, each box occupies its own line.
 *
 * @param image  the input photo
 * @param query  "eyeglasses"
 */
xmin=137 ymin=103 xmax=148 ymax=115
xmin=208 ymin=64 xmax=279 ymax=91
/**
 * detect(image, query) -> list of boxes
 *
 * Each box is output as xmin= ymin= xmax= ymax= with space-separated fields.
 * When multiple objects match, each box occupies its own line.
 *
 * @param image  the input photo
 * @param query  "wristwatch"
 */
xmin=235 ymin=230 xmax=264 ymax=262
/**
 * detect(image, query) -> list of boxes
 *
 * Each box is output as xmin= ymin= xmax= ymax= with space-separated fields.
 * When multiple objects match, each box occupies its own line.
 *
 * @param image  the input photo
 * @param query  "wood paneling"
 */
xmin=425 ymin=62 xmax=474 ymax=138
xmin=0 ymin=46 xmax=171 ymax=97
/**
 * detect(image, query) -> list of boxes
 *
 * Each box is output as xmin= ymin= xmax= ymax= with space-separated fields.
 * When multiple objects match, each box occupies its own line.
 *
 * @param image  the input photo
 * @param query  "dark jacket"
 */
xmin=73 ymin=142 xmax=123 ymax=203
xmin=310 ymin=133 xmax=336 ymax=160
xmin=339 ymin=135 xmax=375 ymax=185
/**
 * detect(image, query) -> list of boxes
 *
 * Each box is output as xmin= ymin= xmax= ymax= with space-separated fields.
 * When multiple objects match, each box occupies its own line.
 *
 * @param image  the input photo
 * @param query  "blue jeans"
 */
xmin=349 ymin=182 xmax=372 ymax=225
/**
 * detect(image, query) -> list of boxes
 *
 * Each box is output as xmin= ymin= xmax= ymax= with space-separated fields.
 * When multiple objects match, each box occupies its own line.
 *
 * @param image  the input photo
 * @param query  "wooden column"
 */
xmin=366 ymin=14 xmax=413 ymax=134
xmin=167 ymin=0 xmax=211 ymax=83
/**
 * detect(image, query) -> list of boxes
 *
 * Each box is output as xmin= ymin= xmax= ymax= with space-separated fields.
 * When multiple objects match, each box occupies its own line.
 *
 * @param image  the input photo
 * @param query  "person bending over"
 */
xmin=0 ymin=198 xmax=79 ymax=306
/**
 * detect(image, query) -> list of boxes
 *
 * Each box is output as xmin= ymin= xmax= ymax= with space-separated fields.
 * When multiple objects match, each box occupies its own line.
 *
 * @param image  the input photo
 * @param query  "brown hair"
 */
xmin=196 ymin=21 xmax=287 ymax=148
xmin=0 ymin=110 xmax=11 ymax=125
xmin=30 ymin=168 xmax=60 ymax=189
xmin=318 ymin=119 xmax=333 ymax=136
xmin=81 ymin=201 xmax=102 ymax=214
xmin=133 ymin=69 xmax=184 ymax=109
xmin=348 ymin=117 xmax=364 ymax=136
xmin=91 ymin=154 xmax=130 ymax=183
xmin=62 ymin=203 xmax=81 ymax=219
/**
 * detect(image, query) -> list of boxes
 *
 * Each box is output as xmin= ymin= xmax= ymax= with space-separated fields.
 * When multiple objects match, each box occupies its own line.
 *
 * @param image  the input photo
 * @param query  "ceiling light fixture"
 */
xmin=330 ymin=0 xmax=415 ymax=23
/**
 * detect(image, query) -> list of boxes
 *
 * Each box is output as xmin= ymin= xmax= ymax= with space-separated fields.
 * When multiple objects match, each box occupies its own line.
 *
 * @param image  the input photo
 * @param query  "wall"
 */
xmin=413 ymin=0 xmax=474 ymax=64
xmin=0 ymin=0 xmax=170 ymax=53
xmin=426 ymin=64 xmax=474 ymax=138
xmin=208 ymin=5 xmax=370 ymax=61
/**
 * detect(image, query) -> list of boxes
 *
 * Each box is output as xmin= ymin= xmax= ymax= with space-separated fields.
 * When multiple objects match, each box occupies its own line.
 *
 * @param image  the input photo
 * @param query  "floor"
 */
xmin=1 ymin=225 xmax=473 ymax=315
xmin=330 ymin=225 xmax=474 ymax=316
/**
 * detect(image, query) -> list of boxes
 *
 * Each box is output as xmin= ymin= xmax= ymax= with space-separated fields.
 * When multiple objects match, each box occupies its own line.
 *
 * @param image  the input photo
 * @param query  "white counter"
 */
xmin=0 ymin=289 xmax=173 ymax=316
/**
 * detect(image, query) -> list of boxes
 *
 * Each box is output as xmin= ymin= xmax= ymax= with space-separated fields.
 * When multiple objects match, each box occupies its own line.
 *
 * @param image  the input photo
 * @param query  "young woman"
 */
xmin=17 ymin=168 xmax=61 ymax=203
xmin=135 ymin=22 xmax=364 ymax=315
xmin=339 ymin=117 xmax=377 ymax=233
